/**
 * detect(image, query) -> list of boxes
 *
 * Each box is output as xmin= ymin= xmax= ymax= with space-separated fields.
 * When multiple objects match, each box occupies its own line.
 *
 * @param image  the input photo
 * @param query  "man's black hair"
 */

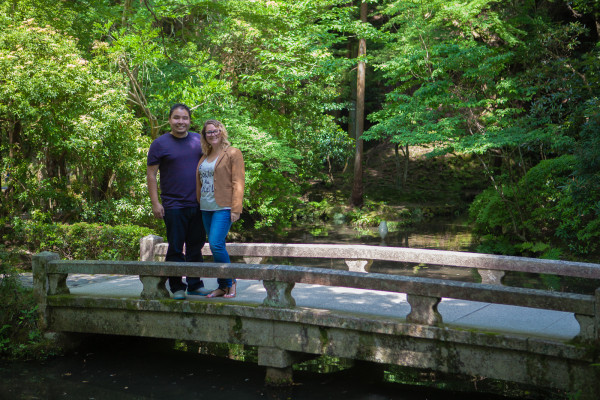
xmin=169 ymin=103 xmax=191 ymax=118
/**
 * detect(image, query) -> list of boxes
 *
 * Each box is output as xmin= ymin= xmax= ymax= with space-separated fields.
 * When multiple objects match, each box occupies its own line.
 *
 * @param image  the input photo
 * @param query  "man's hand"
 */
xmin=147 ymin=164 xmax=164 ymax=219
xmin=231 ymin=212 xmax=240 ymax=223
xmin=152 ymin=203 xmax=165 ymax=219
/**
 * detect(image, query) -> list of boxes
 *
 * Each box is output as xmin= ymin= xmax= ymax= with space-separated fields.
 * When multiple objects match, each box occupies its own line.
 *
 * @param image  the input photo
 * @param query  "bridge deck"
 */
xmin=66 ymin=275 xmax=579 ymax=341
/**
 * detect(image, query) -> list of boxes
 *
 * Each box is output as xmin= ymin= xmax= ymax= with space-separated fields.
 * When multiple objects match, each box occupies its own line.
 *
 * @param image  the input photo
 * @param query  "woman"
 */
xmin=196 ymin=119 xmax=245 ymax=298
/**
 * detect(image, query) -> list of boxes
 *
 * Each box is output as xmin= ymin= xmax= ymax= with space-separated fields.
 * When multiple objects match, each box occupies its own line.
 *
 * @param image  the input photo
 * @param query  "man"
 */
xmin=147 ymin=103 xmax=211 ymax=299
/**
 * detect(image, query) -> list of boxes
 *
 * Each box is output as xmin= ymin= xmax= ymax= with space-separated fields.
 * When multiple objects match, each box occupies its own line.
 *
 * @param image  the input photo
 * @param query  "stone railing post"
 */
xmin=32 ymin=252 xmax=60 ymax=331
xmin=140 ymin=234 xmax=163 ymax=261
xmin=406 ymin=294 xmax=443 ymax=326
xmin=345 ymin=259 xmax=373 ymax=273
xmin=575 ymin=287 xmax=600 ymax=341
xmin=478 ymin=269 xmax=505 ymax=285
xmin=262 ymin=281 xmax=296 ymax=308
xmin=139 ymin=235 xmax=169 ymax=299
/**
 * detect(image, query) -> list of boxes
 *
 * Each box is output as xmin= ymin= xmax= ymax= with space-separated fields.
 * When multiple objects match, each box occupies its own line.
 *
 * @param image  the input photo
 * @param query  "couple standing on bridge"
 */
xmin=146 ymin=104 xmax=245 ymax=300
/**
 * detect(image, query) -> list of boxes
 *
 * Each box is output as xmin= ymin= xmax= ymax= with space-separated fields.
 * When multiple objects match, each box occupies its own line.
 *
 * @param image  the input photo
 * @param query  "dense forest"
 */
xmin=1 ymin=0 xmax=599 ymax=261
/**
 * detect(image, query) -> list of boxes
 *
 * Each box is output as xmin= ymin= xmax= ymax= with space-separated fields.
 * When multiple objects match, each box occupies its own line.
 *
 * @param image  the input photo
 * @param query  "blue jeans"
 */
xmin=164 ymin=206 xmax=206 ymax=293
xmin=202 ymin=209 xmax=233 ymax=288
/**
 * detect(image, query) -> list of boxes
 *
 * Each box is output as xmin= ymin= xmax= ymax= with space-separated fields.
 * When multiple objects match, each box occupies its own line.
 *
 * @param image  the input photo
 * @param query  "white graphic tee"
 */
xmin=199 ymin=157 xmax=229 ymax=211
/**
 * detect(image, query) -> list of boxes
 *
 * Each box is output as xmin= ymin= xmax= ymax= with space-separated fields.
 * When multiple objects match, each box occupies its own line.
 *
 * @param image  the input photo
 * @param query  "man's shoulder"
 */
xmin=188 ymin=131 xmax=202 ymax=142
xmin=151 ymin=132 xmax=172 ymax=145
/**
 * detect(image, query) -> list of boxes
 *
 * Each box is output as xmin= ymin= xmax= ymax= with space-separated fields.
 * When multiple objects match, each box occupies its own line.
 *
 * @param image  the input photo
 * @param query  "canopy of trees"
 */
xmin=1 ymin=0 xmax=598 ymax=259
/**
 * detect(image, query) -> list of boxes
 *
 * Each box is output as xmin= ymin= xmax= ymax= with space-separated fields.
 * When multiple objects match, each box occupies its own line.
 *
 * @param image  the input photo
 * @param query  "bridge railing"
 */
xmin=142 ymin=235 xmax=600 ymax=284
xmin=31 ymin=235 xmax=600 ymax=342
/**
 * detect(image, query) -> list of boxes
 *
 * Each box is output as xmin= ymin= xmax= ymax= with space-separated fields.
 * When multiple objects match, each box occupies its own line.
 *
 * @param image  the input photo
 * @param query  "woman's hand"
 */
xmin=231 ymin=212 xmax=240 ymax=223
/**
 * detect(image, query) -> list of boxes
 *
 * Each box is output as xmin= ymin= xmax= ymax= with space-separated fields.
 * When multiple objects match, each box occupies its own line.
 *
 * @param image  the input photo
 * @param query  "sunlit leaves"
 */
xmin=0 ymin=18 xmax=143 ymax=220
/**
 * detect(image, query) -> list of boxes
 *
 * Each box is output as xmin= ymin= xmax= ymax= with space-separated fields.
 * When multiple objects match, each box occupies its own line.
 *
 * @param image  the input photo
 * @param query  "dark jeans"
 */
xmin=164 ymin=206 xmax=206 ymax=293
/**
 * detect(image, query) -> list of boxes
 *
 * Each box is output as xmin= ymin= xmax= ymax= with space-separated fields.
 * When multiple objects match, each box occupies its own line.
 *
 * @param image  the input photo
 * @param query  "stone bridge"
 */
xmin=32 ymin=235 xmax=600 ymax=399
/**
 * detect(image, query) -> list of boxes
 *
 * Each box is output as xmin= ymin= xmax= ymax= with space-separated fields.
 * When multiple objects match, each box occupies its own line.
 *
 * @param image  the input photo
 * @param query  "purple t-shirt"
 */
xmin=147 ymin=132 xmax=203 ymax=209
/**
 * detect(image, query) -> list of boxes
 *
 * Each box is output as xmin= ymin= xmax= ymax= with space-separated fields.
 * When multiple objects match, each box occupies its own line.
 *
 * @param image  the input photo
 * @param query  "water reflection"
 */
xmin=252 ymin=217 xmax=475 ymax=252
xmin=248 ymin=216 xmax=600 ymax=295
xmin=0 ymin=335 xmax=525 ymax=400
xmin=245 ymin=216 xmax=478 ymax=284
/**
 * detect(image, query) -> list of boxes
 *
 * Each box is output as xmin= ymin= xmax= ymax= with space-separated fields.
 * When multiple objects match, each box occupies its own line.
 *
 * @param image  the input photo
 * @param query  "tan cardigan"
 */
xmin=196 ymin=146 xmax=245 ymax=214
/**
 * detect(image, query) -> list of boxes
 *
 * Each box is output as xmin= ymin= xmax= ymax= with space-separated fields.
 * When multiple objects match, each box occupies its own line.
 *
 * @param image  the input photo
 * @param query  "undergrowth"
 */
xmin=0 ymin=269 xmax=57 ymax=360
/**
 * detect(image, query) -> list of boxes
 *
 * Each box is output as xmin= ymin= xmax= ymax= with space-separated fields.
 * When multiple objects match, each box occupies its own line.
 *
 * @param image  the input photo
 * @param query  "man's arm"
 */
xmin=146 ymin=164 xmax=164 ymax=219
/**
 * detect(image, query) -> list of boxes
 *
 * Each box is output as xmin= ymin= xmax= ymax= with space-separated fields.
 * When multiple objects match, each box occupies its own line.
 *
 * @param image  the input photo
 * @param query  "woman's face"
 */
xmin=205 ymin=124 xmax=222 ymax=147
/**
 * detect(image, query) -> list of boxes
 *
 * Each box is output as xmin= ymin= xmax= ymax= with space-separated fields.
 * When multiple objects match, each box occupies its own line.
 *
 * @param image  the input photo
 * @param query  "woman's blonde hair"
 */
xmin=200 ymin=119 xmax=231 ymax=155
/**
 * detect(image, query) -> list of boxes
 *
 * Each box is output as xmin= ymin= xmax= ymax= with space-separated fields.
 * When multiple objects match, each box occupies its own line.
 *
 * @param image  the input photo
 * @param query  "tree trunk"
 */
xmin=118 ymin=56 xmax=160 ymax=139
xmin=402 ymin=144 xmax=409 ymax=188
xmin=394 ymin=143 xmax=409 ymax=189
xmin=122 ymin=0 xmax=133 ymax=27
xmin=351 ymin=1 xmax=367 ymax=207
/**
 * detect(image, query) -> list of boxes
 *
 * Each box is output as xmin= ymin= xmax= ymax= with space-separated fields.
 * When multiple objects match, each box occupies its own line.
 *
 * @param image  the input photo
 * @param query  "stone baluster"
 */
xmin=406 ymin=294 xmax=443 ymax=326
xmin=574 ymin=287 xmax=600 ymax=341
xmin=139 ymin=235 xmax=169 ymax=299
xmin=48 ymin=273 xmax=69 ymax=295
xmin=262 ymin=280 xmax=296 ymax=308
xmin=244 ymin=256 xmax=266 ymax=264
xmin=140 ymin=276 xmax=170 ymax=299
xmin=345 ymin=259 xmax=373 ymax=273
xmin=478 ymin=269 xmax=505 ymax=285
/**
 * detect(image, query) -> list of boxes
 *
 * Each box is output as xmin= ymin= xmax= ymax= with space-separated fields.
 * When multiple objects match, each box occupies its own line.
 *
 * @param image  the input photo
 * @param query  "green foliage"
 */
xmin=193 ymin=0 xmax=353 ymax=178
xmin=0 ymin=18 xmax=147 ymax=225
xmin=470 ymin=155 xmax=600 ymax=257
xmin=1 ymin=0 xmax=599 ymax=251
xmin=0 ymin=243 xmax=56 ymax=359
xmin=0 ymin=272 xmax=53 ymax=360
xmin=12 ymin=220 xmax=154 ymax=261
xmin=365 ymin=0 xmax=592 ymax=157
xmin=0 ymin=1 xmax=356 ymax=229
xmin=365 ymin=0 xmax=600 ymax=258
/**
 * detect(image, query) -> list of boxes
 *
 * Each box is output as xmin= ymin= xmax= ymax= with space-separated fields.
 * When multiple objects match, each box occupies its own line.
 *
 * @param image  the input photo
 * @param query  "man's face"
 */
xmin=168 ymin=108 xmax=191 ymax=136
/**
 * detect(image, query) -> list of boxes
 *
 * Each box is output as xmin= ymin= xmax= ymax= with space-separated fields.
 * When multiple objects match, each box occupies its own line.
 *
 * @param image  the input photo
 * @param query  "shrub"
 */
xmin=469 ymin=155 xmax=600 ymax=258
xmin=0 ymin=271 xmax=55 ymax=360
xmin=12 ymin=220 xmax=154 ymax=262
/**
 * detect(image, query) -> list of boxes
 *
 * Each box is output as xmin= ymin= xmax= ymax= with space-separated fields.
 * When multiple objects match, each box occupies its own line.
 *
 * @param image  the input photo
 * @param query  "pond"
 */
xmin=0 ymin=335 xmax=554 ymax=400
xmin=253 ymin=216 xmax=476 ymax=251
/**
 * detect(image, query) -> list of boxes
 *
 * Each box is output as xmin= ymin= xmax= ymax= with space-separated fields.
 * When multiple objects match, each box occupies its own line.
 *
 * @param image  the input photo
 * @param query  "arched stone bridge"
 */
xmin=32 ymin=235 xmax=600 ymax=399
